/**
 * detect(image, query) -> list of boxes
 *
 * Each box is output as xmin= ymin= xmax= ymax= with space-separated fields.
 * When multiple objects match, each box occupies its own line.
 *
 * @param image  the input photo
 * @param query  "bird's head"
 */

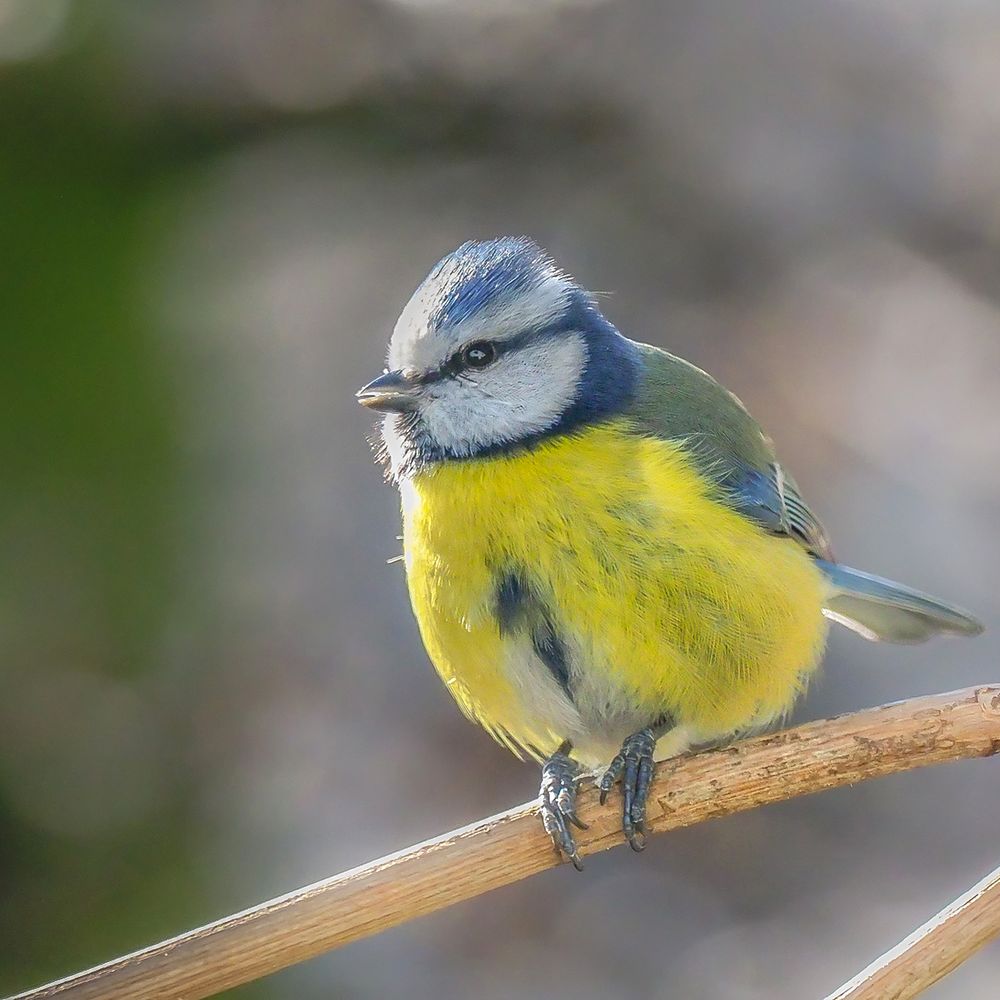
xmin=358 ymin=237 xmax=640 ymax=479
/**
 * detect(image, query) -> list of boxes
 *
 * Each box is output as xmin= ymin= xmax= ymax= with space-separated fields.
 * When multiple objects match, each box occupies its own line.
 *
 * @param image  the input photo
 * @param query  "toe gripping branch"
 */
xmin=540 ymin=727 xmax=659 ymax=869
xmin=539 ymin=742 xmax=588 ymax=870
xmin=600 ymin=727 xmax=657 ymax=851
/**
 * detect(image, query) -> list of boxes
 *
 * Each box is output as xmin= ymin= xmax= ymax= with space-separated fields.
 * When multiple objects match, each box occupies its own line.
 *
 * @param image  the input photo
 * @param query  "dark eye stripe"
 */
xmin=416 ymin=326 xmax=562 ymax=385
xmin=451 ymin=328 xmax=554 ymax=371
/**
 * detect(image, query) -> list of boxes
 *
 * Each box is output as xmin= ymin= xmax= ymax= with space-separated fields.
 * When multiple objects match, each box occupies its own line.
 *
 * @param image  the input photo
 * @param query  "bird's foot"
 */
xmin=599 ymin=727 xmax=657 ymax=851
xmin=539 ymin=743 xmax=588 ymax=870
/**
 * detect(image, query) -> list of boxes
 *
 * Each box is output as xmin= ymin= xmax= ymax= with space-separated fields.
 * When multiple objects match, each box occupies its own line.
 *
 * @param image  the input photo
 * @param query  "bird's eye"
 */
xmin=460 ymin=341 xmax=496 ymax=369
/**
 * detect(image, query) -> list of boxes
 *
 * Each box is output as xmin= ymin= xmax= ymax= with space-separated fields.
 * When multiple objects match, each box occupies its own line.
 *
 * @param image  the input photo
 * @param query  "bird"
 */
xmin=357 ymin=237 xmax=983 ymax=869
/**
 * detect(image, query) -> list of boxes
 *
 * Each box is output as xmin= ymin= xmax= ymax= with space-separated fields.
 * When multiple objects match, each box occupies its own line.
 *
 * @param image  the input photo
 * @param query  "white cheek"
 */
xmin=420 ymin=334 xmax=587 ymax=456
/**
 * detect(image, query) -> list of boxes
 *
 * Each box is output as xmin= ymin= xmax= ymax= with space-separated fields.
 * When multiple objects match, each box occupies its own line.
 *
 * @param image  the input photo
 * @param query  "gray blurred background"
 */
xmin=2 ymin=1 xmax=999 ymax=997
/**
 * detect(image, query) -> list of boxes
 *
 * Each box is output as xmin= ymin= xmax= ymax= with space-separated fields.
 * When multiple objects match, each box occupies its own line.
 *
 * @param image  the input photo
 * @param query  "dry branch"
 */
xmin=826 ymin=862 xmax=1000 ymax=1000
xmin=10 ymin=685 xmax=1000 ymax=1000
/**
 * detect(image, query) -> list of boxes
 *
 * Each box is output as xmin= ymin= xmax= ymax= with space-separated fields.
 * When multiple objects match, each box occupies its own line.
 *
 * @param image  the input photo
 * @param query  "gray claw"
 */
xmin=539 ymin=747 xmax=587 ymax=870
xmin=599 ymin=754 xmax=624 ymax=805
xmin=600 ymin=728 xmax=657 ymax=851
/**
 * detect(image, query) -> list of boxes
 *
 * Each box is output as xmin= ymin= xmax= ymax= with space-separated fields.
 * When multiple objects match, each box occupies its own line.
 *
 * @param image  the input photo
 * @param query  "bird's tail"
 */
xmin=815 ymin=559 xmax=984 ymax=644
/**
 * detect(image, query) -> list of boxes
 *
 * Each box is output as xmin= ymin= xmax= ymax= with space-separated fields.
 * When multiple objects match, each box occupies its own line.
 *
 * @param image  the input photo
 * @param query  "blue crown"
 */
xmin=427 ymin=237 xmax=565 ymax=329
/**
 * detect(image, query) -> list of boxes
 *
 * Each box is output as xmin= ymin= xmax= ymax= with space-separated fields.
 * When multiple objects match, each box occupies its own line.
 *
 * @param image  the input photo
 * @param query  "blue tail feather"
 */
xmin=815 ymin=559 xmax=984 ymax=644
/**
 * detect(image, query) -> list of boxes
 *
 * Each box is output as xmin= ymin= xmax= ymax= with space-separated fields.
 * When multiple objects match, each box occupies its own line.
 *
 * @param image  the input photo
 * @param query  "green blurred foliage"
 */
xmin=0 ymin=37 xmax=203 ymax=992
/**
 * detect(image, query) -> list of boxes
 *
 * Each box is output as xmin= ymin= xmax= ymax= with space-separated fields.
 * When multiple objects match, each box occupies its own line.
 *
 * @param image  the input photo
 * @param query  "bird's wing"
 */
xmin=628 ymin=342 xmax=834 ymax=560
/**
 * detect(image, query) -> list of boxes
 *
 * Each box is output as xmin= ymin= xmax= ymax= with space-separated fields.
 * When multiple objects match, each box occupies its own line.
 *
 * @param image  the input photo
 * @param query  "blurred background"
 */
xmin=2 ymin=1 xmax=999 ymax=997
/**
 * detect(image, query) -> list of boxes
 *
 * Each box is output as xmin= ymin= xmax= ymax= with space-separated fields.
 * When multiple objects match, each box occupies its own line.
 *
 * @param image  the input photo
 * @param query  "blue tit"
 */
xmin=357 ymin=237 xmax=983 ymax=868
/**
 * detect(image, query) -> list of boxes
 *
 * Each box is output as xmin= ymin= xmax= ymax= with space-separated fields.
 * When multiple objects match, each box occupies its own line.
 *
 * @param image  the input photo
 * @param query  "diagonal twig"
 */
xmin=10 ymin=685 xmax=1000 ymax=1000
xmin=826 ymin=862 xmax=1000 ymax=1000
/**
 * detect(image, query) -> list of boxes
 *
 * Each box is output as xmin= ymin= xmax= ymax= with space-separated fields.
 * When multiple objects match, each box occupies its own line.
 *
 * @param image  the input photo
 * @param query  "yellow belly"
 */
xmin=400 ymin=420 xmax=828 ymax=765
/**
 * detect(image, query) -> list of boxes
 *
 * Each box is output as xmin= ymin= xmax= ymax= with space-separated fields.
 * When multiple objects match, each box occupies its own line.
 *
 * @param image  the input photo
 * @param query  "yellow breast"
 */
xmin=400 ymin=420 xmax=828 ymax=763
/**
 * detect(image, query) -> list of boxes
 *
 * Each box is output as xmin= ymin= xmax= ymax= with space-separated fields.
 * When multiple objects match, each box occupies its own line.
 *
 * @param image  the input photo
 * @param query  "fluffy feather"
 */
xmin=400 ymin=421 xmax=829 ymax=766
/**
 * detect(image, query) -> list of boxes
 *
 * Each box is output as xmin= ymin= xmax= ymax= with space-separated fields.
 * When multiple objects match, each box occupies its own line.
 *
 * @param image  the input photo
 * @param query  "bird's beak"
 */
xmin=356 ymin=369 xmax=420 ymax=413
